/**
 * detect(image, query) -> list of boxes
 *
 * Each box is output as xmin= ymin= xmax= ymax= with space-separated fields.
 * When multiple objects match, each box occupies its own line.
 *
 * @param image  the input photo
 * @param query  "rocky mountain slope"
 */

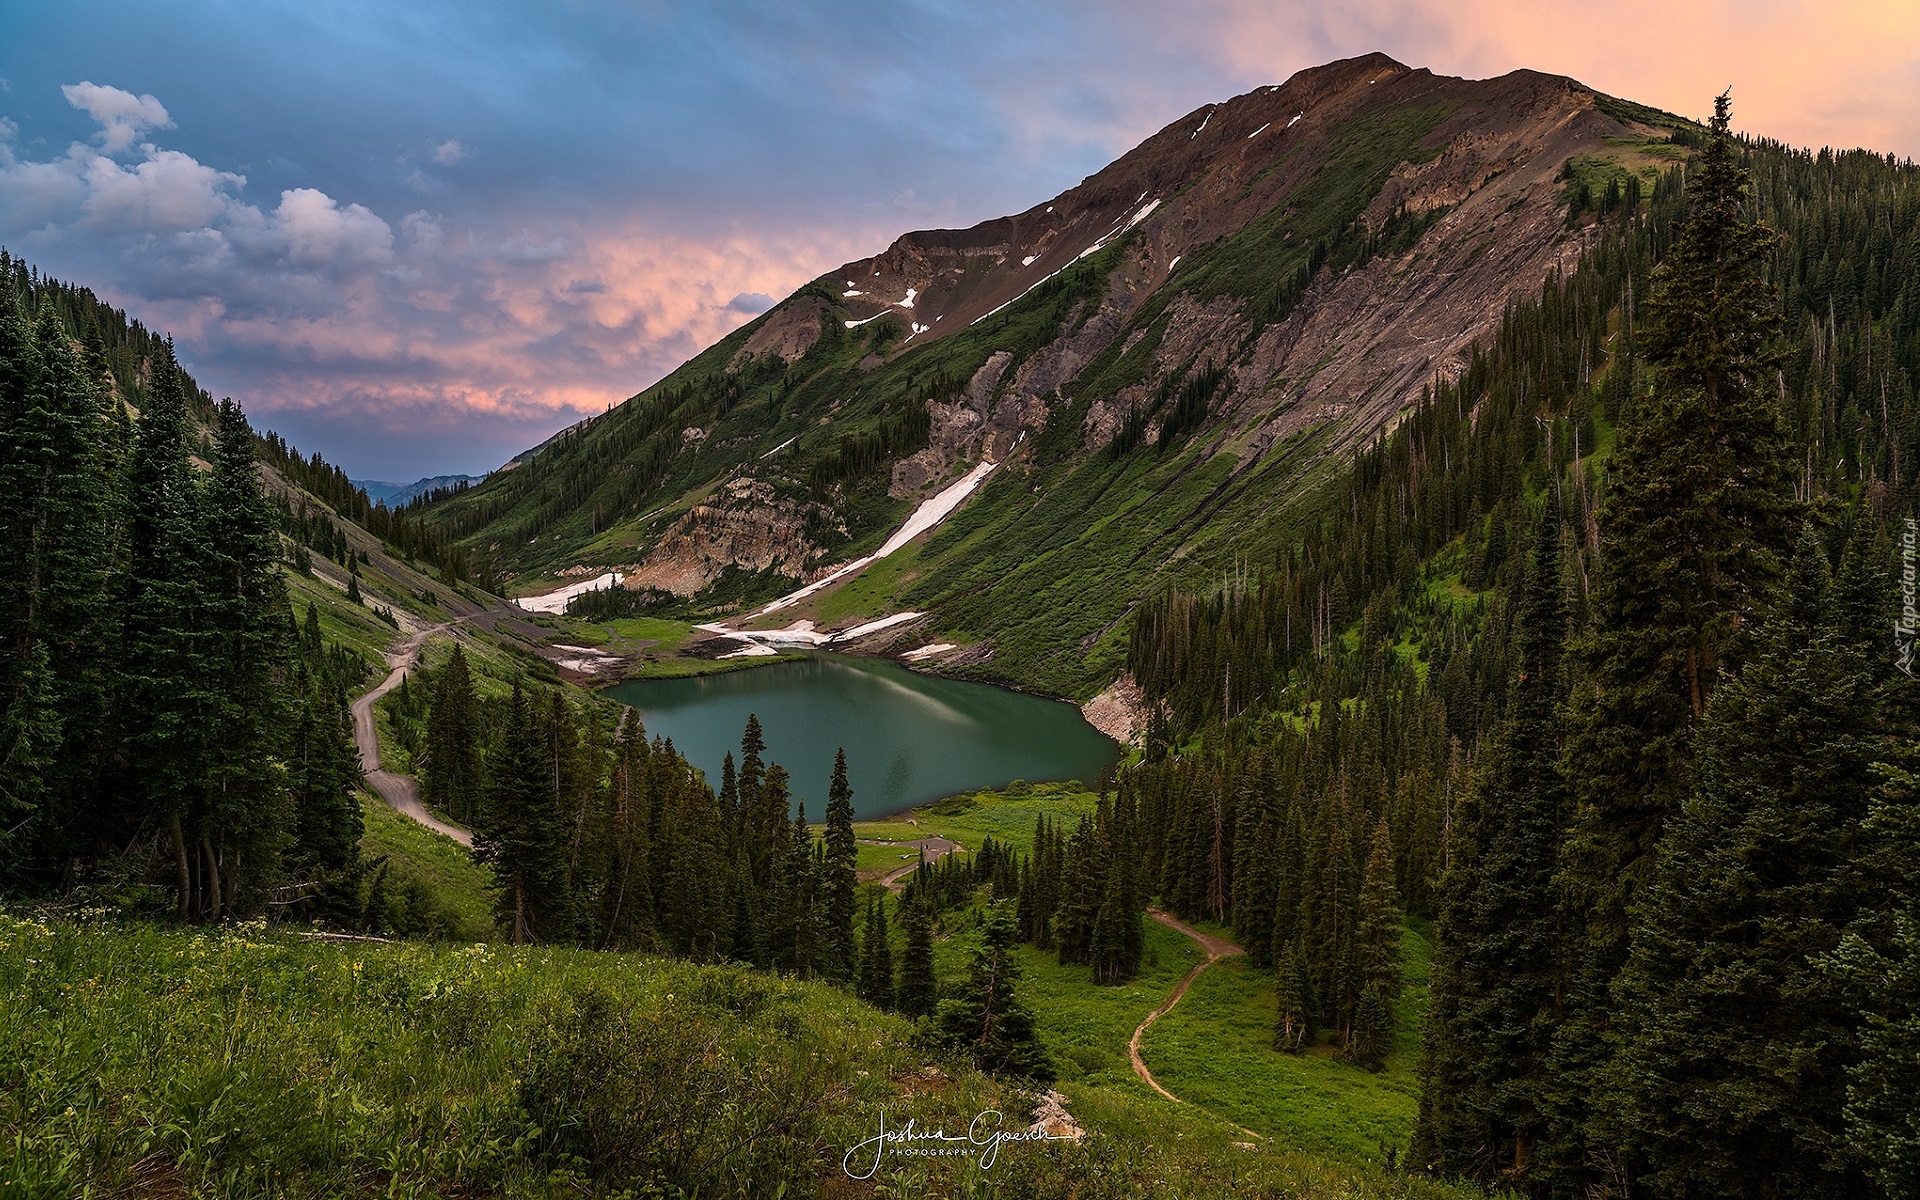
xmin=420 ymin=53 xmax=1698 ymax=697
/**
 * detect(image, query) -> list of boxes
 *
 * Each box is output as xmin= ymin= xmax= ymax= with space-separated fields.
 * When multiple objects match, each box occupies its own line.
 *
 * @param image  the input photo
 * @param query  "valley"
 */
xmin=3 ymin=34 xmax=1918 ymax=1200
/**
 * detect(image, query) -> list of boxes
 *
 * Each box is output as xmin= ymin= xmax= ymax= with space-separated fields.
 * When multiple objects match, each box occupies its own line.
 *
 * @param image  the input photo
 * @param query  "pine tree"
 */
xmin=896 ymin=893 xmax=938 ymax=1018
xmin=121 ymin=344 xmax=220 ymax=919
xmin=199 ymin=398 xmax=295 ymax=915
xmin=1554 ymin=94 xmax=1799 ymax=1184
xmin=0 ymin=298 xmax=116 ymax=889
xmin=1828 ymin=764 xmax=1920 ymax=1200
xmin=1562 ymin=91 xmax=1798 ymax=958
xmin=1349 ymin=816 xmax=1401 ymax=1069
xmin=476 ymin=684 xmax=573 ymax=944
xmin=422 ymin=645 xmax=483 ymax=823
xmin=1605 ymin=527 xmax=1882 ymax=1195
xmin=929 ymin=900 xmax=1054 ymax=1082
xmin=1423 ymin=516 xmax=1571 ymax=1188
xmin=820 ymin=748 xmax=858 ymax=985
xmin=1273 ymin=933 xmax=1314 ymax=1052
xmin=857 ymin=893 xmax=895 ymax=1009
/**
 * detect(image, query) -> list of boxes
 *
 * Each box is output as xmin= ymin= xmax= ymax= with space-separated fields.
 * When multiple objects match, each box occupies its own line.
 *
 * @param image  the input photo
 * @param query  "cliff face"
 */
xmin=430 ymin=54 xmax=1695 ymax=690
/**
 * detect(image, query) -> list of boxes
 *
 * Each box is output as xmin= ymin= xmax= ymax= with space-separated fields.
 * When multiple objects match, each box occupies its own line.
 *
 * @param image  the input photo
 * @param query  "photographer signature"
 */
xmin=842 ymin=1109 xmax=1071 ymax=1178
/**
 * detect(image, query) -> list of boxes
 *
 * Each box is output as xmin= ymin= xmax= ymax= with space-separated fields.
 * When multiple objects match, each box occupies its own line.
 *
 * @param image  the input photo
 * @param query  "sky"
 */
xmin=3 ymin=1 xmax=1916 ymax=480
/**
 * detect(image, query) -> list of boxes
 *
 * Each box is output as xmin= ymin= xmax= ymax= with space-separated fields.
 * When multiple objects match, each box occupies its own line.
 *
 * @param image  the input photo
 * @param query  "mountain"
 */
xmin=419 ymin=53 xmax=1700 ymax=697
xmin=353 ymin=473 xmax=487 ymax=506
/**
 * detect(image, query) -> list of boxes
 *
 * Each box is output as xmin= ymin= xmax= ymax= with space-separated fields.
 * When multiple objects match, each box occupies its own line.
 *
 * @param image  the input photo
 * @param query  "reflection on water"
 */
xmin=605 ymin=653 xmax=1118 ymax=819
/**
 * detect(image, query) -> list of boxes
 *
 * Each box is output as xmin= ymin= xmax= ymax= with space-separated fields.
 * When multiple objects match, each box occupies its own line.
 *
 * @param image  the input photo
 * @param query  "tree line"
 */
xmin=1122 ymin=96 xmax=1920 ymax=1195
xmin=0 ymin=296 xmax=365 ymax=922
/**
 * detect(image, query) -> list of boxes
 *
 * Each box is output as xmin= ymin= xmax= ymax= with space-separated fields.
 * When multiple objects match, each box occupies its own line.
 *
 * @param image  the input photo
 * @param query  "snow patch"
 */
xmin=837 ymin=611 xmax=925 ymax=641
xmin=758 ymin=459 xmax=996 ymax=614
xmin=719 ymin=643 xmax=779 ymax=659
xmin=514 ymin=572 xmax=623 ymax=614
xmin=1168 ymin=255 xmax=1181 ymax=270
xmin=903 ymin=642 xmax=957 ymax=661
xmin=1287 ymin=112 xmax=1302 ymax=128
xmin=844 ymin=311 xmax=889 ymax=329
xmin=1126 ymin=198 xmax=1161 ymax=228
xmin=1248 ymin=122 xmax=1270 ymax=139
xmin=898 ymin=287 xmax=917 ymax=308
xmin=1190 ymin=109 xmax=1213 ymax=139
xmin=842 ymin=288 xmax=863 ymax=297
xmin=1022 ymin=255 xmax=1037 ymax=267
xmin=760 ymin=435 xmax=797 ymax=458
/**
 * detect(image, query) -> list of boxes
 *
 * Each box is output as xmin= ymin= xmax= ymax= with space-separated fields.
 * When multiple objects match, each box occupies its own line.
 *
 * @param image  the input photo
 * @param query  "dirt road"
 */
xmin=857 ymin=836 xmax=962 ymax=891
xmin=350 ymin=624 xmax=472 ymax=846
xmin=1129 ymin=909 xmax=1246 ymax=1104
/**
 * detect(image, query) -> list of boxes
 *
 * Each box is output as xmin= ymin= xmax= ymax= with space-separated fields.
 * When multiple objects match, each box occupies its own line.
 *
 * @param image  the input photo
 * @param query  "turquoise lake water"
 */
xmin=604 ymin=653 xmax=1118 ymax=819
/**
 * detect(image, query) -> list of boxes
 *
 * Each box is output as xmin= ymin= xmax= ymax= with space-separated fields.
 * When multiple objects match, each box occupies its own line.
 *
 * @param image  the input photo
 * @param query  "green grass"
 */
xmin=0 ymin=913 xmax=1479 ymax=1199
xmin=1142 ymin=925 xmax=1433 ymax=1164
xmin=812 ymin=541 xmax=924 ymax=624
xmin=358 ymin=798 xmax=494 ymax=942
xmin=283 ymin=567 xmax=394 ymax=677
xmin=1014 ymin=920 xmax=1206 ymax=1091
xmin=623 ymin=651 xmax=805 ymax=680
xmin=853 ymin=781 xmax=1102 ymax=854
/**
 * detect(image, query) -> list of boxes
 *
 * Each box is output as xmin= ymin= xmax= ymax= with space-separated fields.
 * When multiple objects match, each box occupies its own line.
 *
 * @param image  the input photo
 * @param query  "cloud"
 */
xmin=264 ymin=188 xmax=393 ymax=266
xmin=61 ymin=81 xmax=172 ymax=152
xmin=80 ymin=146 xmax=243 ymax=229
xmin=431 ymin=138 xmax=465 ymax=166
xmin=726 ymin=291 xmax=774 ymax=314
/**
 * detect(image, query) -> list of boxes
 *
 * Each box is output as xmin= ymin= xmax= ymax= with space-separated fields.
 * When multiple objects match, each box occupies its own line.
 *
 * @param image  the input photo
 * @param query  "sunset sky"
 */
xmin=3 ymin=1 xmax=1916 ymax=479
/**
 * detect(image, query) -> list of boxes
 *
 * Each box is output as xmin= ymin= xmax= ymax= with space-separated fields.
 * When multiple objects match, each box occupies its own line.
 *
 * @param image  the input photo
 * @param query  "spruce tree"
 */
xmin=896 ymin=893 xmax=938 ymax=1018
xmin=476 ymin=684 xmax=573 ymax=944
xmin=1554 ymin=94 xmax=1798 ymax=1184
xmin=1828 ymin=767 xmax=1920 ymax=1200
xmin=857 ymin=893 xmax=895 ymax=1009
xmin=929 ymin=901 xmax=1053 ymax=1082
xmin=422 ymin=645 xmax=483 ymax=823
xmin=1273 ymin=933 xmax=1314 ymax=1052
xmin=1606 ymin=528 xmax=1882 ymax=1195
xmin=1561 ymin=91 xmax=1798 ymax=960
xmin=820 ymin=748 xmax=859 ymax=984
xmin=1423 ymin=516 xmax=1571 ymax=1188
xmin=200 ymin=398 xmax=295 ymax=914
xmin=121 ymin=344 xmax=219 ymax=919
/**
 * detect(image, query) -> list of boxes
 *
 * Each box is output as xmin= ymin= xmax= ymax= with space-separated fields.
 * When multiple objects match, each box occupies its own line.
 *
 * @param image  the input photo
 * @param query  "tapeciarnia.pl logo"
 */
xmin=1899 ymin=517 xmax=1916 ymax=678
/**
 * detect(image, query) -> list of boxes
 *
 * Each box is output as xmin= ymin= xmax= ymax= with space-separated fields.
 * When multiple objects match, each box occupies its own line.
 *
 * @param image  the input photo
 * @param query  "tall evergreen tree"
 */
xmin=1423 ymin=516 xmax=1571 ymax=1189
xmin=1561 ymin=90 xmax=1799 ymax=959
xmin=929 ymin=900 xmax=1054 ymax=1082
xmin=896 ymin=892 xmax=938 ymax=1019
xmin=857 ymin=893 xmax=895 ymax=1009
xmin=476 ymin=684 xmax=573 ymax=944
xmin=421 ymin=645 xmax=483 ymax=823
xmin=121 ymin=344 xmax=220 ymax=919
xmin=1554 ymin=94 xmax=1799 ymax=1184
xmin=820 ymin=748 xmax=859 ymax=985
xmin=1605 ymin=528 xmax=1885 ymax=1197
xmin=199 ymin=398 xmax=295 ymax=916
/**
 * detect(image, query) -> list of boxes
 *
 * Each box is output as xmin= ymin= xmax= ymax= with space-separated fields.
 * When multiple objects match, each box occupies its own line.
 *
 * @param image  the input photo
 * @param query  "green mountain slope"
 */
xmin=419 ymin=55 xmax=1704 ymax=697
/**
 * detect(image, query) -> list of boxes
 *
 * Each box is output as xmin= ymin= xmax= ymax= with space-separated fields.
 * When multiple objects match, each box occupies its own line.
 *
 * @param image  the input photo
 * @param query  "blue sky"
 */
xmin=4 ymin=1 xmax=1915 ymax=479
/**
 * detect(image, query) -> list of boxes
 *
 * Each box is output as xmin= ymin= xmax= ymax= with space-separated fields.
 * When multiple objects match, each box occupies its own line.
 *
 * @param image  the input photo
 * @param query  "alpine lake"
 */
xmin=604 ymin=653 xmax=1120 ymax=819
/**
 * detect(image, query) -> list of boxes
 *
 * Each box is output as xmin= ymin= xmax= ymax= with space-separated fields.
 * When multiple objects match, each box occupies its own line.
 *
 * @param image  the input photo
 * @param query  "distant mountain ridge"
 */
xmin=354 ymin=474 xmax=487 ymax=506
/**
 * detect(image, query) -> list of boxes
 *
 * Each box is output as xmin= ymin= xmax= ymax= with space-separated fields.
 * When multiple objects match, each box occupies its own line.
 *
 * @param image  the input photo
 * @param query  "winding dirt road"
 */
xmin=351 ymin=624 xmax=473 ymax=846
xmin=1129 ymin=909 xmax=1245 ymax=1104
xmin=858 ymin=836 xmax=962 ymax=891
